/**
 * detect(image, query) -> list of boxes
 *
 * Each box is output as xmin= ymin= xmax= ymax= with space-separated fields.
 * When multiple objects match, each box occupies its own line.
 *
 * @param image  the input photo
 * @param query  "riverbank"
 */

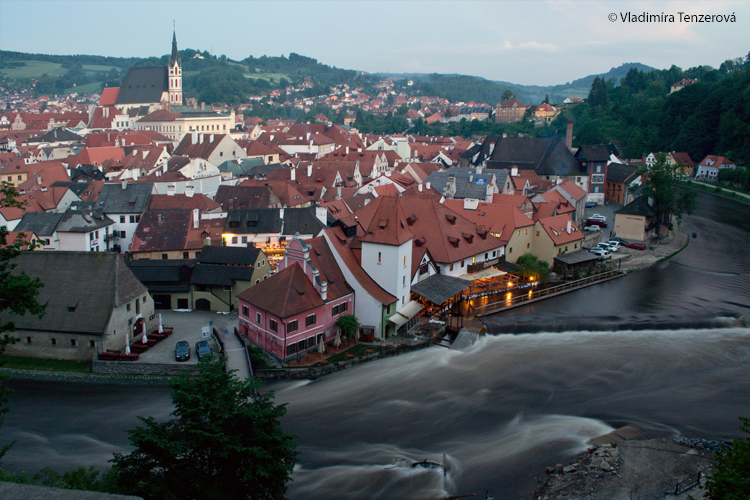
xmin=533 ymin=432 xmax=719 ymax=500
xmin=0 ymin=367 xmax=171 ymax=385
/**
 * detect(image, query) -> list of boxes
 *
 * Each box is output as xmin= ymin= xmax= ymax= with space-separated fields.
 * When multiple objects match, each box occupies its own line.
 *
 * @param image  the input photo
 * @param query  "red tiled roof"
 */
xmin=237 ymin=262 xmax=324 ymax=319
xmin=538 ymin=215 xmax=582 ymax=246
xmin=443 ymin=200 xmax=533 ymax=237
xmin=556 ymin=179 xmax=587 ymax=201
xmin=99 ymin=87 xmax=120 ymax=106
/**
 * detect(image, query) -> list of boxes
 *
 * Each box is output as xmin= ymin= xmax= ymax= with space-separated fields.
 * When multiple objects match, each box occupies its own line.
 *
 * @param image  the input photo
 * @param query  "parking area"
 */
xmin=134 ymin=310 xmax=239 ymax=365
xmin=584 ymin=202 xmax=622 ymax=240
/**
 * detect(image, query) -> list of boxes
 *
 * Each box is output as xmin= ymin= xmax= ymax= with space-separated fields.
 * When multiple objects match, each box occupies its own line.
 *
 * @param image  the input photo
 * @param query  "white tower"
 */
xmin=168 ymin=27 xmax=183 ymax=105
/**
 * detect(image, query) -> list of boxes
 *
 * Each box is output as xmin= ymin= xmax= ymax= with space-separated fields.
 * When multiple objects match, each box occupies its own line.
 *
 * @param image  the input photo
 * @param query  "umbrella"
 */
xmin=125 ymin=330 xmax=131 ymax=355
xmin=333 ymin=331 xmax=342 ymax=349
xmin=318 ymin=337 xmax=325 ymax=355
xmin=141 ymin=329 xmax=148 ymax=344
xmin=159 ymin=313 xmax=163 ymax=333
xmin=354 ymin=327 xmax=360 ymax=341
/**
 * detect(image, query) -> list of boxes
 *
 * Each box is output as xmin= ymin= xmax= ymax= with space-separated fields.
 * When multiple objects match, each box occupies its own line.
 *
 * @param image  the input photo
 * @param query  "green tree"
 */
xmin=514 ymin=253 xmax=550 ymax=283
xmin=632 ymin=153 xmax=697 ymax=233
xmin=501 ymin=89 xmax=515 ymax=101
xmin=109 ymin=357 xmax=297 ymax=500
xmin=705 ymin=417 xmax=750 ymax=499
xmin=335 ymin=314 xmax=359 ymax=339
xmin=0 ymin=181 xmax=45 ymax=463
xmin=543 ymin=94 xmax=550 ymax=104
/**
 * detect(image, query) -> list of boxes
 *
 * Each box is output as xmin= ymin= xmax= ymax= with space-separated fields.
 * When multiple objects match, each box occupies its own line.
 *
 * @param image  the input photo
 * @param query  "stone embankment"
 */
xmin=0 ymin=367 xmax=171 ymax=386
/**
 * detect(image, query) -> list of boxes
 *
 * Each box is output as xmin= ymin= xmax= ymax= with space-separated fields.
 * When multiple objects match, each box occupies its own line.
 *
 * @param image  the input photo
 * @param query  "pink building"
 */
xmin=237 ymin=235 xmax=354 ymax=360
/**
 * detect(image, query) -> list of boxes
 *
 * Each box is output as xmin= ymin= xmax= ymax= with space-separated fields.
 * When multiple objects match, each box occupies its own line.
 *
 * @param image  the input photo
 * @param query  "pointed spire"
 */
xmin=171 ymin=23 xmax=179 ymax=66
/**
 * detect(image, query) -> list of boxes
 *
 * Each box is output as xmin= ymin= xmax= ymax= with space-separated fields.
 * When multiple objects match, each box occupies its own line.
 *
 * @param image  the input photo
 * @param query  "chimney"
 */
xmin=37 ymin=175 xmax=42 ymax=185
xmin=511 ymin=166 xmax=518 ymax=177
xmin=201 ymin=102 xmax=205 ymax=111
xmin=291 ymin=167 xmax=296 ymax=181
xmin=191 ymin=132 xmax=197 ymax=144
xmin=345 ymin=146 xmax=349 ymax=155
xmin=315 ymin=206 xmax=327 ymax=225
xmin=200 ymin=134 xmax=204 ymax=144
xmin=121 ymin=180 xmax=128 ymax=190
xmin=320 ymin=281 xmax=328 ymax=301
xmin=567 ymin=220 xmax=571 ymax=234
xmin=418 ymin=183 xmax=423 ymax=192
xmin=425 ymin=181 xmax=431 ymax=191
xmin=142 ymin=150 xmax=147 ymax=159
xmin=193 ymin=100 xmax=198 ymax=109
xmin=502 ymin=133 xmax=507 ymax=138
xmin=193 ymin=208 xmax=200 ymax=229
xmin=167 ymin=184 xmax=175 ymax=196
xmin=566 ymin=120 xmax=574 ymax=150
xmin=186 ymin=185 xmax=195 ymax=198
xmin=279 ymin=208 xmax=285 ymax=219
xmin=307 ymin=164 xmax=313 ymax=178
xmin=107 ymin=132 xmax=110 ymax=142
xmin=336 ymin=186 xmax=341 ymax=199
xmin=209 ymin=134 xmax=214 ymax=143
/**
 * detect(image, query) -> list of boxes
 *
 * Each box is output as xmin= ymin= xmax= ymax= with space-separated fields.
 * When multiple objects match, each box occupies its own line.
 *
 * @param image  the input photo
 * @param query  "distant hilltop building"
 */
xmin=670 ymin=79 xmax=698 ymax=94
xmin=110 ymin=29 xmax=184 ymax=113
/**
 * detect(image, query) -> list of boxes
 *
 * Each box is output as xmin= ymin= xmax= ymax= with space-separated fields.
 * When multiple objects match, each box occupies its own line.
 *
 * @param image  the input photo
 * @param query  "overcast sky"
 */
xmin=1 ymin=1 xmax=748 ymax=86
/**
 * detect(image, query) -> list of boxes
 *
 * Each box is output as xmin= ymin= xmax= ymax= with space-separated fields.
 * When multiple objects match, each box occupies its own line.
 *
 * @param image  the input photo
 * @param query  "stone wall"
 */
xmin=93 ymin=359 xmax=200 ymax=376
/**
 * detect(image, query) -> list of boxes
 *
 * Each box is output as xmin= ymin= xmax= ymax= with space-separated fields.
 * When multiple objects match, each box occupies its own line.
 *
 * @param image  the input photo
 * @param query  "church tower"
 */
xmin=168 ymin=28 xmax=182 ymax=106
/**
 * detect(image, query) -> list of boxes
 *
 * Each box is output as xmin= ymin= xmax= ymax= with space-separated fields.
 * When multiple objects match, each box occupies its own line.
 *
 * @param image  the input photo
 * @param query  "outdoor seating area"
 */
xmin=97 ymin=325 xmax=174 ymax=361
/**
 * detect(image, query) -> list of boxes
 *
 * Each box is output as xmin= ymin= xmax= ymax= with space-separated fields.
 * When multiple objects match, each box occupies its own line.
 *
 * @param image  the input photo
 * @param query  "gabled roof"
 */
xmin=148 ymin=193 xmax=220 ymax=211
xmin=24 ymin=127 xmax=81 ymax=144
xmin=486 ymin=137 xmax=582 ymax=177
xmin=575 ymin=144 xmax=618 ymax=162
xmin=96 ymin=182 xmax=153 ymax=214
xmin=7 ymin=252 xmax=146 ymax=335
xmin=442 ymin=200 xmax=533 ymax=236
xmin=555 ymin=179 xmax=587 ymax=201
xmin=115 ymin=67 xmax=168 ymax=105
xmin=237 ymin=262 xmax=323 ymax=319
xmin=606 ymin=163 xmax=639 ymax=184
xmin=14 ymin=212 xmax=65 ymax=236
xmin=670 ymin=152 xmax=694 ymax=167
xmin=215 ymin=185 xmax=277 ymax=210
xmin=358 ymin=196 xmax=414 ymax=246
xmin=424 ymin=167 xmax=494 ymax=199
xmin=198 ymin=245 xmax=262 ymax=266
xmin=615 ymin=196 xmax=656 ymax=217
xmin=173 ymin=133 xmax=232 ymax=160
xmin=537 ymin=215 xmax=582 ymax=246
xmin=99 ymin=87 xmax=120 ymax=106
xmin=56 ymin=209 xmax=114 ymax=233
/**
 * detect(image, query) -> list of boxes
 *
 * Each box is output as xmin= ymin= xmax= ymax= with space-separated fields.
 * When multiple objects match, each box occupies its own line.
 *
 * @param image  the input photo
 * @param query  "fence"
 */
xmin=475 ymin=269 xmax=625 ymax=316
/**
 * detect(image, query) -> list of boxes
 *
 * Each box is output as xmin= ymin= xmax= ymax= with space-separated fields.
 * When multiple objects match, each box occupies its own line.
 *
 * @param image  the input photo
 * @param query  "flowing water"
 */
xmin=2 ymin=191 xmax=749 ymax=499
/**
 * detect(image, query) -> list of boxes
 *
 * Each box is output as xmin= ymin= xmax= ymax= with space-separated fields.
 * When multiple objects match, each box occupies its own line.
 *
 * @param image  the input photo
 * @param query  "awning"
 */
xmin=388 ymin=300 xmax=424 ymax=327
xmin=411 ymin=273 xmax=472 ymax=305
xmin=460 ymin=267 xmax=506 ymax=281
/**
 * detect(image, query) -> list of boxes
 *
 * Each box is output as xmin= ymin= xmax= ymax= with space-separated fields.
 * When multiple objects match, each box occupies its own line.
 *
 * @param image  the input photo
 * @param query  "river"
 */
xmin=1 ymin=190 xmax=749 ymax=499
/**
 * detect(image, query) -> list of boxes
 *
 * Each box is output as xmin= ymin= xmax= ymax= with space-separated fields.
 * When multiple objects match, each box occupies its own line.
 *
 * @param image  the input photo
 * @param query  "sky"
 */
xmin=1 ymin=1 xmax=748 ymax=86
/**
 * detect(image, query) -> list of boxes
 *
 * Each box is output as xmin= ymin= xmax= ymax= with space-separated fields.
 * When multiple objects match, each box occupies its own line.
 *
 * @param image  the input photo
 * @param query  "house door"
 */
xmin=153 ymin=294 xmax=171 ymax=310
xmin=195 ymin=298 xmax=211 ymax=311
xmin=133 ymin=318 xmax=144 ymax=335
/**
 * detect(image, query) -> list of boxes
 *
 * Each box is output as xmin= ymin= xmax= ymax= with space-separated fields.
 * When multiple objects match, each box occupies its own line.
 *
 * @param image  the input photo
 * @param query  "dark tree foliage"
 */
xmin=514 ymin=253 xmax=550 ymax=283
xmin=109 ymin=357 xmax=297 ymax=500
xmin=705 ymin=417 xmax=750 ymax=500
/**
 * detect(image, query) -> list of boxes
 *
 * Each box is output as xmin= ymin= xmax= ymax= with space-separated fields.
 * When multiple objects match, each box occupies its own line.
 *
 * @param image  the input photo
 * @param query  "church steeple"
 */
xmin=168 ymin=23 xmax=182 ymax=106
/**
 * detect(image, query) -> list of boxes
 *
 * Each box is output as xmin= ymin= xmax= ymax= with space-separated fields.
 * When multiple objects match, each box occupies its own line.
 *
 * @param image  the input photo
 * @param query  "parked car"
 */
xmin=610 ymin=237 xmax=628 ymax=244
xmin=590 ymin=214 xmax=607 ymax=222
xmin=625 ymin=242 xmax=647 ymax=250
xmin=195 ymin=340 xmax=212 ymax=360
xmin=175 ymin=341 xmax=190 ymax=362
xmin=586 ymin=218 xmax=608 ymax=228
xmin=583 ymin=225 xmax=603 ymax=232
xmin=585 ymin=202 xmax=597 ymax=208
xmin=597 ymin=242 xmax=617 ymax=253
xmin=606 ymin=240 xmax=621 ymax=251
xmin=589 ymin=247 xmax=612 ymax=259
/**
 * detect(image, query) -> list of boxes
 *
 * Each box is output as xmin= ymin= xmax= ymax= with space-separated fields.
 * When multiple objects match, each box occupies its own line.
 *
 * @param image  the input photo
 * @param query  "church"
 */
xmin=113 ymin=30 xmax=183 ymax=113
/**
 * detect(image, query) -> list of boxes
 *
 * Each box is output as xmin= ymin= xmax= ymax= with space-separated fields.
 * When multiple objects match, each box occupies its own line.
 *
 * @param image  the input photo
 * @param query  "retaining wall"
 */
xmin=92 ymin=359 xmax=201 ymax=377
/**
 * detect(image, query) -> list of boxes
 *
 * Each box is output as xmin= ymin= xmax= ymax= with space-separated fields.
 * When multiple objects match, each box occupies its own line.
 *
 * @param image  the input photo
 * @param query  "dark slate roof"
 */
xmin=410 ymin=273 xmax=471 ymax=305
xmin=282 ymin=207 xmax=328 ymax=234
xmin=553 ymin=250 xmax=602 ymax=265
xmin=56 ymin=209 xmax=114 ymax=233
xmin=424 ymin=167 xmax=494 ymax=199
xmin=14 ymin=212 xmax=65 ymax=236
xmin=131 ymin=209 xmax=190 ymax=252
xmin=225 ymin=207 xmax=326 ymax=235
xmin=7 ymin=252 xmax=146 ymax=335
xmin=575 ymin=144 xmax=618 ymax=163
xmin=97 ymin=182 xmax=153 ymax=214
xmin=190 ymin=263 xmax=257 ymax=286
xmin=615 ymin=196 xmax=656 ymax=217
xmin=25 ymin=127 xmax=82 ymax=144
xmin=215 ymin=185 xmax=275 ymax=210
xmin=116 ymin=66 xmax=169 ymax=105
xmin=198 ymin=245 xmax=262 ymax=266
xmin=126 ymin=259 xmax=195 ymax=292
xmin=606 ymin=163 xmax=639 ymax=184
xmin=51 ymin=181 xmax=93 ymax=197
xmin=486 ymin=137 xmax=583 ymax=177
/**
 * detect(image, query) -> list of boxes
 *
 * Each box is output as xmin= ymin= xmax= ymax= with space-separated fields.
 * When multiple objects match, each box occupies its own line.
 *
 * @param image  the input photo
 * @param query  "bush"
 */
xmin=705 ymin=417 xmax=750 ymax=499
xmin=247 ymin=344 xmax=269 ymax=370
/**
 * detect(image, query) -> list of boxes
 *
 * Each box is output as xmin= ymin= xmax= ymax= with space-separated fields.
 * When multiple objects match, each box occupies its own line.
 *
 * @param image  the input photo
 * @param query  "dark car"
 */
xmin=610 ymin=237 xmax=628 ymax=244
xmin=625 ymin=242 xmax=647 ymax=250
xmin=195 ymin=340 xmax=212 ymax=360
xmin=586 ymin=218 xmax=608 ymax=228
xmin=175 ymin=341 xmax=190 ymax=362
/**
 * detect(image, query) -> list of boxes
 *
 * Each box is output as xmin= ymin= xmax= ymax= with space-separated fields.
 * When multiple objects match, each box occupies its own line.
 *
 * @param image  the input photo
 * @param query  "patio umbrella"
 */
xmin=318 ymin=337 xmax=325 ymax=355
xmin=354 ymin=327 xmax=360 ymax=341
xmin=141 ymin=329 xmax=148 ymax=344
xmin=333 ymin=331 xmax=342 ymax=348
xmin=125 ymin=330 xmax=131 ymax=355
xmin=158 ymin=313 xmax=163 ymax=333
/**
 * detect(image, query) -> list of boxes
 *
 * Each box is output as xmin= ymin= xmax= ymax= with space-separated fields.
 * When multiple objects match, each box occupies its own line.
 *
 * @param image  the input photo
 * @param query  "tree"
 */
xmin=0 ymin=181 xmax=45 ymax=463
xmin=109 ymin=357 xmax=297 ymax=500
xmin=704 ymin=417 xmax=750 ymax=499
xmin=501 ymin=89 xmax=515 ymax=101
xmin=632 ymin=153 xmax=697 ymax=233
xmin=543 ymin=94 xmax=550 ymax=104
xmin=514 ymin=253 xmax=550 ymax=283
xmin=335 ymin=314 xmax=359 ymax=340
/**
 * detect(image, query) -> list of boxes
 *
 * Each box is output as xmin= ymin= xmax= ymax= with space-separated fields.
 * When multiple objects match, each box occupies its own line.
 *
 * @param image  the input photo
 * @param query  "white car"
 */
xmin=589 ymin=214 xmax=608 ymax=222
xmin=606 ymin=240 xmax=621 ymax=251
xmin=589 ymin=247 xmax=611 ymax=259
xmin=583 ymin=225 xmax=602 ymax=232
xmin=598 ymin=242 xmax=618 ymax=253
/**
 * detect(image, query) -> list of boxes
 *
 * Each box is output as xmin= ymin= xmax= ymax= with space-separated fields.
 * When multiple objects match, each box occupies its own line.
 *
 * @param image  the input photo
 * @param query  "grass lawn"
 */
xmin=2 ymin=356 xmax=92 ymax=373
xmin=82 ymin=64 xmax=118 ymax=73
xmin=0 ymin=60 xmax=66 ymax=79
xmin=317 ymin=343 xmax=384 ymax=365
xmin=682 ymin=181 xmax=750 ymax=203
